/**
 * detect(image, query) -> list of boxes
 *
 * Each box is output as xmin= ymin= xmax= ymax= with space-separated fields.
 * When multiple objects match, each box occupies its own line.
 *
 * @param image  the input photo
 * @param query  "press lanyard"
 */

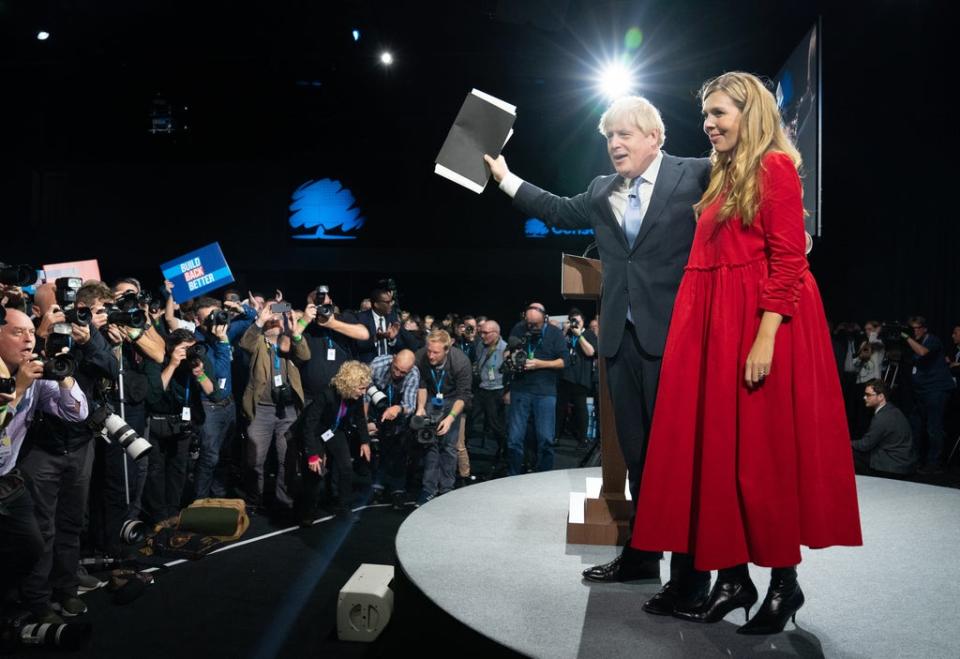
xmin=332 ymin=400 xmax=347 ymax=431
xmin=387 ymin=382 xmax=394 ymax=406
xmin=527 ymin=336 xmax=543 ymax=360
xmin=430 ymin=367 xmax=446 ymax=394
xmin=184 ymin=379 xmax=191 ymax=404
xmin=478 ymin=345 xmax=496 ymax=370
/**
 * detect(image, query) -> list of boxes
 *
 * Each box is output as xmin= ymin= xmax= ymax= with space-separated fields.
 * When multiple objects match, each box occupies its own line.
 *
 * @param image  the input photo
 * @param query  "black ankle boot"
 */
xmin=737 ymin=566 xmax=804 ymax=635
xmin=673 ymin=564 xmax=758 ymax=624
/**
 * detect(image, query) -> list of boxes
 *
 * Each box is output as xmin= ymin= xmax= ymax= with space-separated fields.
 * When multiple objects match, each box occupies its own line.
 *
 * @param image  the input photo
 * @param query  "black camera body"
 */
xmin=500 ymin=333 xmax=533 ymax=384
xmin=316 ymin=304 xmax=335 ymax=322
xmin=185 ymin=343 xmax=207 ymax=367
xmin=54 ymin=277 xmax=91 ymax=326
xmin=879 ymin=321 xmax=911 ymax=346
xmin=204 ymin=308 xmax=231 ymax=329
xmin=35 ymin=354 xmax=76 ymax=381
xmin=104 ymin=304 xmax=146 ymax=329
xmin=0 ymin=262 xmax=37 ymax=286
xmin=409 ymin=413 xmax=441 ymax=445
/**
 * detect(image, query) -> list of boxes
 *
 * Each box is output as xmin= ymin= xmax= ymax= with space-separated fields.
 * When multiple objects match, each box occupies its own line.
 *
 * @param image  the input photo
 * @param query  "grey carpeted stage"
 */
xmin=395 ymin=467 xmax=960 ymax=658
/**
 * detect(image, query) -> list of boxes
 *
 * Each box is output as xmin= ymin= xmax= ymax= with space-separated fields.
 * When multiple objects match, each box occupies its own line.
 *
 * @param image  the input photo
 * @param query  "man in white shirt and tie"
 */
xmin=486 ymin=96 xmax=710 ymax=599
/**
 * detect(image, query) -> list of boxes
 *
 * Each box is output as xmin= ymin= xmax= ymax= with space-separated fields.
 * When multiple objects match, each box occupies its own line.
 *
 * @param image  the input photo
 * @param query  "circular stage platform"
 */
xmin=396 ymin=467 xmax=959 ymax=658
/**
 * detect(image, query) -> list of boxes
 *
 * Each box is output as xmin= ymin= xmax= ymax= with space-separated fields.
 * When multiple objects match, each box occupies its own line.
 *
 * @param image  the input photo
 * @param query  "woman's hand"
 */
xmin=307 ymin=454 xmax=325 ymax=474
xmin=745 ymin=335 xmax=774 ymax=389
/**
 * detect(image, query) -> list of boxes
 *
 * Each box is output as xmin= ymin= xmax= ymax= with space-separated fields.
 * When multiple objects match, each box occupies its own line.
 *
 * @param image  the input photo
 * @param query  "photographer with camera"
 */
xmin=300 ymin=285 xmax=370 ymax=403
xmin=413 ymin=330 xmax=472 ymax=506
xmin=0 ymin=308 xmax=88 ymax=625
xmin=474 ymin=320 xmax=508 ymax=466
xmin=239 ymin=303 xmax=311 ymax=511
xmin=143 ymin=329 xmax=217 ymax=522
xmin=189 ymin=298 xmax=239 ymax=500
xmin=357 ymin=285 xmax=415 ymax=363
xmin=505 ymin=304 xmax=567 ymax=476
xmin=366 ymin=350 xmax=419 ymax=508
xmin=297 ymin=361 xmax=372 ymax=521
xmin=557 ymin=309 xmax=598 ymax=448
xmin=18 ymin=280 xmax=116 ymax=621
xmin=902 ymin=316 xmax=956 ymax=473
xmin=455 ymin=317 xmax=480 ymax=362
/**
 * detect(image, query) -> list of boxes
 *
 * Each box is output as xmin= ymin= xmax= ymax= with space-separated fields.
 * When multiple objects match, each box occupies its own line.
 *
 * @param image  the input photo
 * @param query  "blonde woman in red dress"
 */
xmin=630 ymin=72 xmax=862 ymax=634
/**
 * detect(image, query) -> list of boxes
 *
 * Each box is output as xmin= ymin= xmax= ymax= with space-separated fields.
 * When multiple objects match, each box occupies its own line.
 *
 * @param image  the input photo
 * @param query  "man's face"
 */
xmin=605 ymin=119 xmax=661 ymax=179
xmin=0 ymin=309 xmax=37 ymax=369
xmin=426 ymin=342 xmax=447 ymax=366
xmin=952 ymin=326 xmax=960 ymax=345
xmin=390 ymin=358 xmax=413 ymax=381
xmin=863 ymin=387 xmax=882 ymax=409
xmin=113 ymin=283 xmax=138 ymax=300
xmin=78 ymin=297 xmax=109 ymax=330
xmin=479 ymin=323 xmax=499 ymax=346
xmin=910 ymin=322 xmax=927 ymax=341
xmin=372 ymin=292 xmax=394 ymax=317
xmin=589 ymin=320 xmax=599 ymax=334
xmin=464 ymin=319 xmax=477 ymax=336
xmin=525 ymin=308 xmax=545 ymax=331
xmin=196 ymin=306 xmax=216 ymax=325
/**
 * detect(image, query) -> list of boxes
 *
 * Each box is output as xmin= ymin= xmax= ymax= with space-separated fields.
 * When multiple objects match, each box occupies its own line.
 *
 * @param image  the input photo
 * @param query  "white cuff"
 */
xmin=499 ymin=173 xmax=524 ymax=198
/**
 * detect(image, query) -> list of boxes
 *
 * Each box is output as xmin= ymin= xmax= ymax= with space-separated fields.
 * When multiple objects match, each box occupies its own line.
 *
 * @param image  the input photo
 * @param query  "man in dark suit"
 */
xmin=486 ymin=95 xmax=710 ymax=589
xmin=356 ymin=286 xmax=415 ymax=363
xmin=852 ymin=379 xmax=917 ymax=476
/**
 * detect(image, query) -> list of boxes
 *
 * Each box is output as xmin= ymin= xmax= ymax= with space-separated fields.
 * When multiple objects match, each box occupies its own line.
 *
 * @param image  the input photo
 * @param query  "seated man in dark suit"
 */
xmin=852 ymin=379 xmax=917 ymax=476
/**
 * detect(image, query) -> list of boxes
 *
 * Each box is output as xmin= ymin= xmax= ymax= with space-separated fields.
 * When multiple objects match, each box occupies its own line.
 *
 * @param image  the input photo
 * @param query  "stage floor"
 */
xmin=396 ymin=467 xmax=960 ymax=659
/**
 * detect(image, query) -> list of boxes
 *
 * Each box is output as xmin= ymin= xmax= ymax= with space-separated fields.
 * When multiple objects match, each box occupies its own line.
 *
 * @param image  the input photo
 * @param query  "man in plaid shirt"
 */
xmin=365 ymin=350 xmax=419 ymax=508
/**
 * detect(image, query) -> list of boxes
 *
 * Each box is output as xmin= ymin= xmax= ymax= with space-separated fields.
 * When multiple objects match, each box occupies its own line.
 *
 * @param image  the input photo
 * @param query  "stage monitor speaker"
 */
xmin=336 ymin=563 xmax=395 ymax=642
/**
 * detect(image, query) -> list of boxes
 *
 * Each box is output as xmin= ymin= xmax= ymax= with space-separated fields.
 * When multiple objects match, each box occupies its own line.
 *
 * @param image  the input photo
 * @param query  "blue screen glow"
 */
xmin=289 ymin=179 xmax=365 ymax=240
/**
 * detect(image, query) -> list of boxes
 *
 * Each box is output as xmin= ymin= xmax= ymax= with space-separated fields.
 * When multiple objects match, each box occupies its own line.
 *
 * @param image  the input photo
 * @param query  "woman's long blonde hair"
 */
xmin=694 ymin=72 xmax=802 ymax=226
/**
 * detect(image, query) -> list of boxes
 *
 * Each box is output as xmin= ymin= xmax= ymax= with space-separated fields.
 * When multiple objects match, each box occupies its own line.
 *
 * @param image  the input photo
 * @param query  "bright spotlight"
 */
xmin=379 ymin=51 xmax=393 ymax=66
xmin=352 ymin=29 xmax=360 ymax=42
xmin=598 ymin=61 xmax=634 ymax=100
xmin=37 ymin=31 xmax=50 ymax=41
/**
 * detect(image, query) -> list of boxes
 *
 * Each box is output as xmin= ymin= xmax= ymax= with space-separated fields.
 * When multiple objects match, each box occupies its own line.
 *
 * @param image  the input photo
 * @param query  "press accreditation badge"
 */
xmin=273 ymin=374 xmax=283 ymax=387
xmin=321 ymin=429 xmax=335 ymax=442
xmin=0 ymin=433 xmax=13 ymax=468
xmin=436 ymin=392 xmax=444 ymax=401
xmin=181 ymin=407 xmax=191 ymax=422
xmin=327 ymin=349 xmax=336 ymax=361
xmin=218 ymin=378 xmax=227 ymax=390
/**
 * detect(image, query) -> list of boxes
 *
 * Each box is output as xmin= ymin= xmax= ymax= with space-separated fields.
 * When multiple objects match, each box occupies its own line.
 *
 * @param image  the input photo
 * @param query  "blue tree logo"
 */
xmin=525 ymin=218 xmax=550 ymax=238
xmin=289 ymin=179 xmax=365 ymax=240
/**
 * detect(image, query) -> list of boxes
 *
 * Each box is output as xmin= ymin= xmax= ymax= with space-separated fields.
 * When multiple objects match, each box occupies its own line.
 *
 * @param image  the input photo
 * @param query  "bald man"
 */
xmin=0 ymin=308 xmax=88 ymax=624
xmin=366 ymin=349 xmax=420 ymax=508
xmin=474 ymin=320 xmax=508 ymax=467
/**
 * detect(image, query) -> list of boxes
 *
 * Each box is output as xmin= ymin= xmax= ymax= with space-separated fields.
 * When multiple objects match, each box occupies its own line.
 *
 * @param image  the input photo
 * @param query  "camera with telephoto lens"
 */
xmin=879 ymin=321 xmax=911 ymax=346
xmin=0 ymin=262 xmax=37 ymax=286
xmin=103 ymin=303 xmax=146 ymax=329
xmin=409 ymin=412 xmax=442 ymax=445
xmin=0 ymin=611 xmax=91 ymax=653
xmin=87 ymin=403 xmax=152 ymax=462
xmin=120 ymin=519 xmax=148 ymax=545
xmin=566 ymin=316 xmax=581 ymax=333
xmin=366 ymin=383 xmax=406 ymax=439
xmin=116 ymin=289 xmax=161 ymax=315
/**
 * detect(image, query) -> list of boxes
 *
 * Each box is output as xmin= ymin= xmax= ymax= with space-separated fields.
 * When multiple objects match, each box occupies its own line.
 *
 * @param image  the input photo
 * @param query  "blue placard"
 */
xmin=160 ymin=242 xmax=235 ymax=304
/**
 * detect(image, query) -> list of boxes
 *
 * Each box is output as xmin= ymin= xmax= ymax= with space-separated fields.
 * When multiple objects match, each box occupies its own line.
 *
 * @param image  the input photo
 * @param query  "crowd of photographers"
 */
xmin=831 ymin=317 xmax=960 ymax=477
xmin=5 ymin=253 xmax=956 ymax=649
xmin=0 ymin=262 xmax=602 ymax=646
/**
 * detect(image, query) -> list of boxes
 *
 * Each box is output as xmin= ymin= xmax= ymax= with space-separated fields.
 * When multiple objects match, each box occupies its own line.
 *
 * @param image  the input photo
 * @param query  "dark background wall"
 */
xmin=1 ymin=0 xmax=956 ymax=332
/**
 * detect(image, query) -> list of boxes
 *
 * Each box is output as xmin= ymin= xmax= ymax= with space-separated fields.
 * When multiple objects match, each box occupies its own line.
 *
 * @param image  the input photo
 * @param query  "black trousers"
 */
xmin=604 ymin=322 xmax=662 ymax=504
xmin=0 ymin=471 xmax=44 ymax=616
xmin=605 ymin=322 xmax=663 ymax=561
xmin=143 ymin=424 xmax=189 ymax=524
xmin=474 ymin=387 xmax=507 ymax=457
xmin=556 ymin=380 xmax=589 ymax=443
xmin=300 ymin=430 xmax=353 ymax=515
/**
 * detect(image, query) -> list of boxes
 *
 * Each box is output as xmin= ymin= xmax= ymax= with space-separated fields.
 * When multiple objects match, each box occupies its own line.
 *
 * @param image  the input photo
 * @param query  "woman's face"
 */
xmin=350 ymin=381 xmax=369 ymax=400
xmin=702 ymin=91 xmax=742 ymax=154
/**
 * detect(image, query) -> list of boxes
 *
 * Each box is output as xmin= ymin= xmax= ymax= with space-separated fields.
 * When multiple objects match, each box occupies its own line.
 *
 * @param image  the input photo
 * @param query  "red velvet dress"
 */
xmin=629 ymin=151 xmax=862 ymax=570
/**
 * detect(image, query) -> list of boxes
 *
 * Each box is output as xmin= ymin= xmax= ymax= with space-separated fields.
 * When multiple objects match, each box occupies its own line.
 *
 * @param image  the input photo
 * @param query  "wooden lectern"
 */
xmin=561 ymin=254 xmax=632 ymax=545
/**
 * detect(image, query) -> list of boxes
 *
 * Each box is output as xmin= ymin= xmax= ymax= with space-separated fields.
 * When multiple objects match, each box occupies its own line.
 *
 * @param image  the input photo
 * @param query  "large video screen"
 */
xmin=774 ymin=21 xmax=821 ymax=237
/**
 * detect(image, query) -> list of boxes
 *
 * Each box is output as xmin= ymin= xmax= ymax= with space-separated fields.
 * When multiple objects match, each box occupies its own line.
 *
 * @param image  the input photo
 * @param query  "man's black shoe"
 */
xmin=643 ymin=579 xmax=711 ymax=615
xmin=582 ymin=553 xmax=660 ymax=583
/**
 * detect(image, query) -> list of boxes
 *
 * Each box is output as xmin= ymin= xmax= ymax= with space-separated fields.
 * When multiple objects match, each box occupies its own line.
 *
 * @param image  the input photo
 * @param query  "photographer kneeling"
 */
xmin=298 ymin=361 xmax=372 ymax=522
xmin=366 ymin=350 xmax=419 ymax=508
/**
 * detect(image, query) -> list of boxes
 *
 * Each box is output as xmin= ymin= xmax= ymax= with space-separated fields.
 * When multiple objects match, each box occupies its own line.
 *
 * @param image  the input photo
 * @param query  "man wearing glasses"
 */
xmin=852 ymin=379 xmax=916 ymax=477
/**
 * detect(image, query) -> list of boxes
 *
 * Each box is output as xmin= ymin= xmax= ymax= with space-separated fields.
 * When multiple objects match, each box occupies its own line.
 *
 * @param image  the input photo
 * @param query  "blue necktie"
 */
xmin=623 ymin=177 xmax=644 ymax=247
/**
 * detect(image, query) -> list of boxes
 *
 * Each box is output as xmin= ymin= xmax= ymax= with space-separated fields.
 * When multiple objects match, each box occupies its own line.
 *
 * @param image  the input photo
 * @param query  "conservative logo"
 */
xmin=289 ymin=179 xmax=365 ymax=240
xmin=524 ymin=218 xmax=594 ymax=239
